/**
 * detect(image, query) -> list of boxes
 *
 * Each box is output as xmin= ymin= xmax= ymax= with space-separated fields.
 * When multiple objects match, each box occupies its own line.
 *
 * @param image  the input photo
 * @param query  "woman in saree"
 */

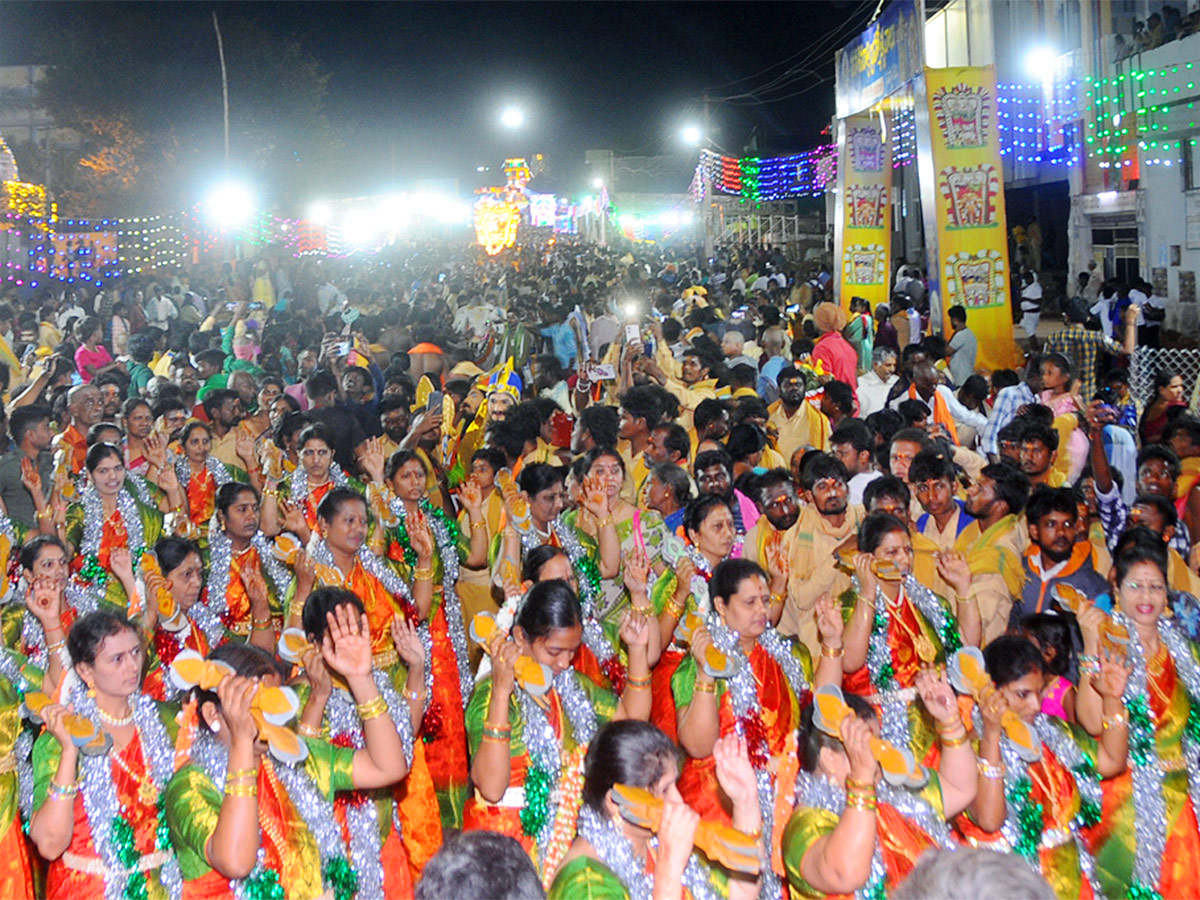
xmin=294 ymin=586 xmax=438 ymax=893
xmin=649 ymin=495 xmax=737 ymax=742
xmin=8 ymin=536 xmax=79 ymax=682
xmin=1076 ymin=531 xmax=1200 ymax=899
xmin=56 ymin=442 xmax=181 ymax=612
xmin=961 ymin=634 xmax=1129 ymax=900
xmin=30 ymin=611 xmax=180 ymax=899
xmin=141 ymin=536 xmax=211 ymax=701
xmin=0 ymin=640 xmax=41 ymax=899
xmin=175 ymin=421 xmax=239 ymax=537
xmin=844 ymin=296 xmax=874 ymax=374
xmin=205 ymin=482 xmax=289 ymax=649
xmin=561 ymin=447 xmax=665 ymax=635
xmin=782 ymin=671 xmax=978 ymax=899
xmin=164 ymin=609 xmax=410 ymax=900
xmin=374 ymin=448 xmax=489 ymax=829
xmin=262 ymin=424 xmax=360 ymax=543
xmin=841 ymin=512 xmax=978 ymax=762
xmin=548 ymin=721 xmax=761 ymax=900
xmin=673 ymin=558 xmax=843 ymax=898
xmin=464 ymin=579 xmax=652 ymax=872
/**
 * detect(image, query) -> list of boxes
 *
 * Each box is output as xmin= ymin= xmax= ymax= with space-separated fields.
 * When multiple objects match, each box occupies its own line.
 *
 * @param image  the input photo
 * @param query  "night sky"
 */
xmin=1 ymin=0 xmax=879 ymax=198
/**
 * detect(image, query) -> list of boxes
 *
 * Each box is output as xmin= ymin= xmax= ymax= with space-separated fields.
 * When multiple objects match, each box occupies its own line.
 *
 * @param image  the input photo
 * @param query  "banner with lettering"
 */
xmin=924 ymin=65 xmax=1021 ymax=371
xmin=836 ymin=113 xmax=892 ymax=311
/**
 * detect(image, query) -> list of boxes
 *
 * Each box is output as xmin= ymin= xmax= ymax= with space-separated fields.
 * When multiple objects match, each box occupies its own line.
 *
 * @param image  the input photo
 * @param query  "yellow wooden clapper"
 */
xmin=471 ymin=612 xmax=553 ymax=696
xmin=948 ymin=647 xmax=1041 ymax=761
xmin=611 ymin=783 xmax=760 ymax=875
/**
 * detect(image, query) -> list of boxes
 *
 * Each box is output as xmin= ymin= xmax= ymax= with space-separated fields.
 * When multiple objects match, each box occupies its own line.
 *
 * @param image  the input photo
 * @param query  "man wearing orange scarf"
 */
xmin=1012 ymin=484 xmax=1109 ymax=629
xmin=893 ymin=361 xmax=986 ymax=447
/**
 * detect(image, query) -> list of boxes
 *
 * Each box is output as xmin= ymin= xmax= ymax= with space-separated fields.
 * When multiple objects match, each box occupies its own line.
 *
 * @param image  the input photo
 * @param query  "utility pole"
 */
xmin=213 ymin=11 xmax=230 ymax=167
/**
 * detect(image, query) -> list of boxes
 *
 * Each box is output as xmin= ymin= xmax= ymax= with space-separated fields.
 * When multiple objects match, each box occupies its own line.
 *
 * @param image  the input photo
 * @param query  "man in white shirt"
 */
xmin=145 ymin=288 xmax=177 ymax=332
xmin=889 ymin=360 xmax=988 ymax=436
xmin=721 ymin=328 xmax=757 ymax=372
xmin=946 ymin=305 xmax=978 ymax=387
xmin=1138 ymin=277 xmax=1166 ymax=347
xmin=857 ymin=346 xmax=898 ymax=417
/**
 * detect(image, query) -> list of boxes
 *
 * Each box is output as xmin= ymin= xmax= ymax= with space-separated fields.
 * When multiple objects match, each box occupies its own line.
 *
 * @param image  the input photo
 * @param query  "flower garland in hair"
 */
xmin=78 ymin=483 xmax=147 ymax=591
xmin=1114 ymin=610 xmax=1200 ymax=900
xmin=794 ymin=769 xmax=955 ymax=900
xmin=70 ymin=681 xmax=183 ymax=900
xmin=977 ymin=707 xmax=1104 ymax=894
xmin=307 ymin=538 xmax=435 ymax=717
xmin=516 ymin=669 xmax=598 ymax=860
xmin=859 ymin=574 xmax=961 ymax=751
xmin=288 ymin=462 xmax=349 ymax=505
xmin=543 ymin=514 xmax=625 ymax=692
xmin=390 ymin=497 xmax=472 ymax=708
xmin=706 ymin=612 xmax=809 ymax=900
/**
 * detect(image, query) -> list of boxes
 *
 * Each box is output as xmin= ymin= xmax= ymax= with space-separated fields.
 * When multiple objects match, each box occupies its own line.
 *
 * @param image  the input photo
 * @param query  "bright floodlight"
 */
xmin=500 ymin=106 xmax=525 ymax=129
xmin=681 ymin=125 xmax=702 ymax=146
xmin=204 ymin=181 xmax=254 ymax=228
xmin=1024 ymin=46 xmax=1058 ymax=80
xmin=593 ymin=177 xmax=604 ymax=189
xmin=308 ymin=202 xmax=332 ymax=225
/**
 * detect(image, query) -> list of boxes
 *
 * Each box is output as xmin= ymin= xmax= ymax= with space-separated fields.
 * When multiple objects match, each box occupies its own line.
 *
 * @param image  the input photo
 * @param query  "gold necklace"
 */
xmin=884 ymin=591 xmax=937 ymax=664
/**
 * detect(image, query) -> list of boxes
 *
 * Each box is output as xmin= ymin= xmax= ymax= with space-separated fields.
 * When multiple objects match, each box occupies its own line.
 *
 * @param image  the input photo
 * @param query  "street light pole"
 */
xmin=702 ymin=90 xmax=714 ymax=261
xmin=212 ymin=12 xmax=230 ymax=168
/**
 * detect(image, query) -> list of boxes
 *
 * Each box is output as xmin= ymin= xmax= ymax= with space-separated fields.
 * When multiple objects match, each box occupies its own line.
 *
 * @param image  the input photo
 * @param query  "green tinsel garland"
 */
xmin=939 ymin=614 xmax=962 ymax=654
xmin=574 ymin=549 xmax=602 ymax=596
xmin=110 ymin=813 xmax=148 ymax=900
xmin=392 ymin=514 xmax=419 ymax=568
xmin=323 ymin=855 xmax=359 ymax=900
xmin=421 ymin=498 xmax=461 ymax=543
xmin=1006 ymin=777 xmax=1044 ymax=861
xmin=243 ymin=868 xmax=286 ymax=900
xmin=520 ymin=765 xmax=553 ymax=839
xmin=80 ymin=554 xmax=108 ymax=585
xmin=1186 ymin=704 xmax=1200 ymax=742
xmin=1071 ymin=759 xmax=1102 ymax=827
xmin=1127 ymin=695 xmax=1155 ymax=765
xmin=1128 ymin=882 xmax=1164 ymax=900
xmin=864 ymin=879 xmax=888 ymax=900
xmin=871 ymin=603 xmax=895 ymax=689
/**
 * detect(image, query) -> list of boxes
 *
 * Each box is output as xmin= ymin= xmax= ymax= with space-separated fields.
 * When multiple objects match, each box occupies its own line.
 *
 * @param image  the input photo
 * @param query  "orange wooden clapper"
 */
xmin=471 ymin=612 xmax=553 ymax=696
xmin=23 ymin=691 xmax=111 ymax=755
xmin=672 ymin=610 xmax=739 ymax=678
xmin=812 ymin=684 xmax=925 ymax=787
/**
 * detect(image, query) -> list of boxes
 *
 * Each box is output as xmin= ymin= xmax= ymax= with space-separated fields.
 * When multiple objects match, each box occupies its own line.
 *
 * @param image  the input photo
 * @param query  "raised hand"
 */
xmin=814 ymin=591 xmax=844 ymax=647
xmin=391 ymin=614 xmax=426 ymax=672
xmin=408 ymin=513 xmax=435 ymax=564
xmin=41 ymin=702 xmax=77 ymax=752
xmin=293 ymin=550 xmax=317 ymax=594
xmin=489 ymin=630 xmax=518 ymax=696
xmin=355 ymin=437 xmax=385 ymax=484
xmin=618 ymin=608 xmax=651 ymax=649
xmin=622 ymin=546 xmax=650 ymax=594
xmin=458 ymin=478 xmax=483 ymax=514
xmin=712 ymin=734 xmax=759 ymax=812
xmin=235 ymin=429 xmax=256 ymax=465
xmin=321 ymin=606 xmax=372 ymax=680
xmin=656 ymin=796 xmax=700 ymax=881
xmin=216 ymin=675 xmax=260 ymax=747
xmin=578 ymin=474 xmax=610 ymax=520
xmin=916 ymin=668 xmax=961 ymax=727
xmin=840 ymin=714 xmax=880 ymax=785
xmin=301 ymin=644 xmax=332 ymax=699
xmin=280 ymin=500 xmax=309 ymax=539
xmin=853 ymin=551 xmax=878 ymax=606
xmin=27 ymin=576 xmax=64 ymax=628
xmin=765 ymin=534 xmax=790 ymax=593
xmin=673 ymin=557 xmax=696 ymax=602
xmin=1096 ymin=650 xmax=1131 ymax=700
xmin=240 ymin=566 xmax=271 ymax=618
xmin=143 ymin=433 xmax=168 ymax=471
xmin=978 ymin=684 xmax=1008 ymax=738
xmin=20 ymin=457 xmax=42 ymax=498
xmin=109 ymin=546 xmax=134 ymax=584
xmin=935 ymin=550 xmax=972 ymax=598
xmin=688 ymin=624 xmax=712 ymax=666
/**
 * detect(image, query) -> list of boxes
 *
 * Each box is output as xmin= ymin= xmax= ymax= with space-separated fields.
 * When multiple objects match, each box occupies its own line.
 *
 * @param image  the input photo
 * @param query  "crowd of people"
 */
xmin=0 ymin=235 xmax=1189 ymax=899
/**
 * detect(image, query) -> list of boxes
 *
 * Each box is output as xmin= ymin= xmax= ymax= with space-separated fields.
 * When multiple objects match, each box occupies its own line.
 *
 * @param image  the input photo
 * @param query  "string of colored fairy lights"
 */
xmin=1084 ymin=60 xmax=1200 ymax=167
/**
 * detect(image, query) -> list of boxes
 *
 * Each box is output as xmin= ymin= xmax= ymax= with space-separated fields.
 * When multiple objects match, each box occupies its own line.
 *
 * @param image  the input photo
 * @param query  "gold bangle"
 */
xmin=846 ymin=777 xmax=875 ymax=792
xmin=482 ymin=725 xmax=511 ymax=741
xmin=820 ymin=644 xmax=844 ymax=659
xmin=414 ymin=566 xmax=435 ymax=581
xmin=664 ymin=600 xmax=684 ymax=620
xmin=36 ymin=508 xmax=52 ymax=521
xmin=630 ymin=604 xmax=652 ymax=616
xmin=770 ymin=592 xmax=785 ymax=608
xmin=625 ymin=673 xmax=652 ymax=689
xmin=356 ymin=695 xmax=388 ymax=721
xmin=481 ymin=732 xmax=510 ymax=744
xmin=297 ymin=722 xmax=321 ymax=738
xmin=693 ymin=679 xmax=716 ymax=695
xmin=940 ymin=732 xmax=970 ymax=748
xmin=470 ymin=519 xmax=486 ymax=531
xmin=845 ymin=795 xmax=877 ymax=813
xmin=46 ymin=639 xmax=66 ymax=653
xmin=597 ymin=516 xmax=613 ymax=528
xmin=251 ymin=616 xmax=273 ymax=630
xmin=47 ymin=780 xmax=78 ymax=800
xmin=224 ymin=783 xmax=257 ymax=799
xmin=225 ymin=767 xmax=258 ymax=782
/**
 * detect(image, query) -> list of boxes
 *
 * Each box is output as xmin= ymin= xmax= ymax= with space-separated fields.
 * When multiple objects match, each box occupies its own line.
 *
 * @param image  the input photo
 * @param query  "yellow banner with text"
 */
xmin=838 ymin=113 xmax=892 ymax=311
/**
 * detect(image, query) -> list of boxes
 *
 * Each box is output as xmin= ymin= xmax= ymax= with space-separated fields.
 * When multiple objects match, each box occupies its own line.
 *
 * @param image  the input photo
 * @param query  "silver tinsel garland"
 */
xmin=19 ymin=577 xmax=96 ymax=673
xmin=391 ymin=498 xmax=472 ymax=708
xmin=576 ymin=806 xmax=653 ymax=900
xmin=71 ymin=682 xmax=182 ymax=900
xmin=308 ymin=538 xmax=435 ymax=715
xmin=1116 ymin=610 xmax=1200 ymax=895
xmin=705 ymin=612 xmax=810 ymax=900
xmin=541 ymin=515 xmax=621 ymax=677
xmin=793 ymin=768 xmax=956 ymax=900
xmin=204 ymin=528 xmax=296 ymax=647
xmin=980 ymin=706 xmax=1106 ymax=897
xmin=860 ymin=575 xmax=957 ymax=752
xmin=173 ymin=454 xmax=233 ymax=504
xmin=516 ymin=669 xmax=598 ymax=857
xmin=288 ymin=463 xmax=349 ymax=505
